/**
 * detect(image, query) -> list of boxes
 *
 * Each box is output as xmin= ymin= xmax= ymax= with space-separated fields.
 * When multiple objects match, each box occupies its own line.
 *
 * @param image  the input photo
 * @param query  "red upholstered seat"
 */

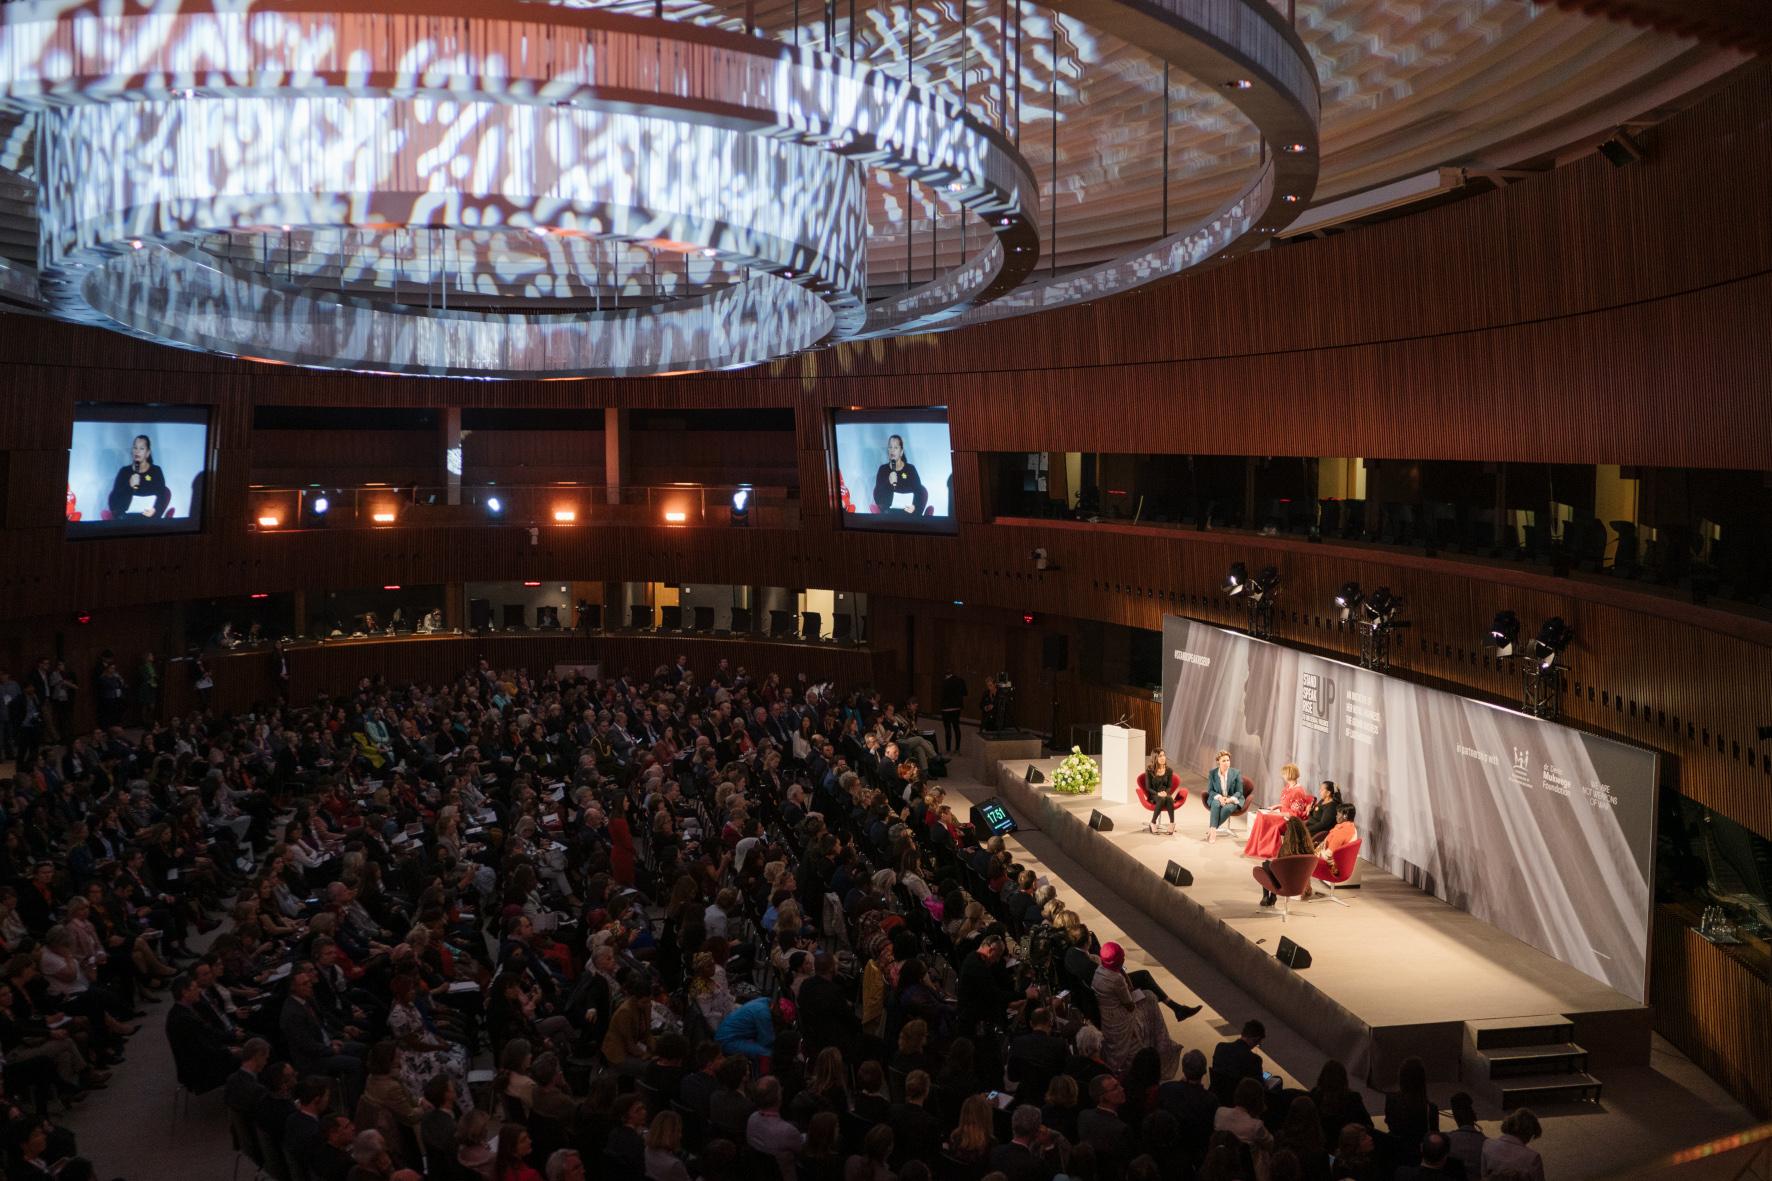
xmin=1200 ymin=776 xmax=1255 ymax=825
xmin=1135 ymin=774 xmax=1188 ymax=812
xmin=1252 ymin=853 xmax=1320 ymax=921
xmin=1312 ymin=839 xmax=1362 ymax=885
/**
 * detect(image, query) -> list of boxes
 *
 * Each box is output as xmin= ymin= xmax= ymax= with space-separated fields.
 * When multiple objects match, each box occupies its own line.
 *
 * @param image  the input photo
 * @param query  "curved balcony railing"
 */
xmin=245 ymin=483 xmax=799 ymax=532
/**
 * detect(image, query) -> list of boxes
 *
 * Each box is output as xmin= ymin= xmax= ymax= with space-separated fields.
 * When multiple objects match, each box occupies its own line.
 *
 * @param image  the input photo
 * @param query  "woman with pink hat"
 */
xmin=1090 ymin=940 xmax=1190 ymax=1078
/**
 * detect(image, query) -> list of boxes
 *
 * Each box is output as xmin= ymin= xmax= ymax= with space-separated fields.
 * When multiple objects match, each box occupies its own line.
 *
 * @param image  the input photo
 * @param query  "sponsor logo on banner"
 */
xmin=1583 ymin=780 xmax=1621 ymax=808
xmin=1511 ymin=747 xmax=1533 ymax=788
xmin=1300 ymin=672 xmax=1333 ymax=735
xmin=1541 ymin=763 xmax=1572 ymax=798
xmin=1455 ymin=744 xmax=1500 ymax=768
xmin=1176 ymin=650 xmax=1212 ymax=669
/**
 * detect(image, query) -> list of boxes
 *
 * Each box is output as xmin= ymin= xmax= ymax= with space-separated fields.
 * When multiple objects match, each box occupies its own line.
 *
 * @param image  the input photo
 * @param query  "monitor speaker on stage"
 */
xmin=1164 ymin=861 xmax=1193 ymax=887
xmin=1026 ymin=765 xmax=1045 ymax=784
xmin=1276 ymin=937 xmax=1312 ymax=970
xmin=971 ymin=799 xmax=1017 ymax=836
xmin=1089 ymin=809 xmax=1113 ymax=832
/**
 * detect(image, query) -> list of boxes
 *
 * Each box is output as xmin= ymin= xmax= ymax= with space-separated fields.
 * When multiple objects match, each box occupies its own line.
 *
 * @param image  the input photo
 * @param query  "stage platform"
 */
xmin=993 ymin=757 xmax=1652 ymax=1089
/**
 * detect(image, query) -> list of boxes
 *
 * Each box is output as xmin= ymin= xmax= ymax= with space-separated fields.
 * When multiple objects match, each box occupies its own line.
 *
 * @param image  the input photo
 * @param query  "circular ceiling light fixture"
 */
xmin=0 ymin=0 xmax=1318 ymax=376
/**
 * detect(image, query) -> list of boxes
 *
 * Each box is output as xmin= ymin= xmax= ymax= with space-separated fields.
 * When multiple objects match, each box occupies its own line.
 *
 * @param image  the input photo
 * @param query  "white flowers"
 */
xmin=1051 ymin=745 xmax=1101 ymax=795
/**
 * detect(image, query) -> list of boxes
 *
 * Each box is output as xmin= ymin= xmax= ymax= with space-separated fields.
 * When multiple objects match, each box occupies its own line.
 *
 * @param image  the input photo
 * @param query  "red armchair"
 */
xmin=1310 ymin=839 xmax=1362 ymax=906
xmin=1135 ymin=773 xmax=1187 ymax=834
xmin=1252 ymin=854 xmax=1319 ymax=922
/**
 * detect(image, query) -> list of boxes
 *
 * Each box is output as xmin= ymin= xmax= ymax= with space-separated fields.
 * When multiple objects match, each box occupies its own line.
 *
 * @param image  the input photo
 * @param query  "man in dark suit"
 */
xmin=886 ymin=1070 xmax=942 ymax=1169
xmin=1075 ymin=1074 xmax=1135 ymax=1172
xmin=1396 ymin=1132 xmax=1469 ymax=1181
xmin=254 ymin=1063 xmax=300 ymax=1165
xmin=989 ymin=1104 xmax=1058 ymax=1181
xmin=677 ymin=1043 xmax=722 ymax=1122
xmin=957 ymin=935 xmax=1031 ymax=1039
xmin=1209 ymin=1019 xmax=1268 ymax=1104
xmin=308 ymin=1113 xmax=356 ymax=1181
xmin=166 ymin=973 xmax=239 ymax=1092
xmin=224 ymin=1036 xmax=272 ymax=1118
xmin=1006 ymin=1007 xmax=1068 ymax=1106
xmin=279 ymin=964 xmax=365 ymax=1106
xmin=797 ymin=953 xmax=862 ymax=1060
xmin=281 ymin=1076 xmax=332 ymax=1177
xmin=1157 ymin=1048 xmax=1220 ymax=1162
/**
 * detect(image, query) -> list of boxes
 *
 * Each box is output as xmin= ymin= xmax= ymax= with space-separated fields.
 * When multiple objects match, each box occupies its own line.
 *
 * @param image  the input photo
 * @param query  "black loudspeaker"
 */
xmin=1164 ymin=861 xmax=1194 ymax=887
xmin=1089 ymin=809 xmax=1113 ymax=832
xmin=1042 ymin=634 xmax=1070 ymax=671
xmin=730 ymin=607 xmax=752 ymax=633
xmin=1276 ymin=937 xmax=1312 ymax=970
xmin=970 ymin=799 xmax=1017 ymax=836
xmin=802 ymin=611 xmax=822 ymax=640
xmin=630 ymin=604 xmax=654 ymax=630
xmin=1026 ymin=765 xmax=1045 ymax=784
xmin=502 ymin=604 xmax=527 ymax=630
xmin=693 ymin=607 xmax=715 ymax=632
xmin=769 ymin=609 xmax=793 ymax=637
xmin=468 ymin=598 xmax=493 ymax=632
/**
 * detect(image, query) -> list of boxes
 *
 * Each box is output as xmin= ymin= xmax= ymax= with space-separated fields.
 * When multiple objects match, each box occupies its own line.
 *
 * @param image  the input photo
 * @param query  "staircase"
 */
xmin=1462 ymin=1016 xmax=1604 ymax=1110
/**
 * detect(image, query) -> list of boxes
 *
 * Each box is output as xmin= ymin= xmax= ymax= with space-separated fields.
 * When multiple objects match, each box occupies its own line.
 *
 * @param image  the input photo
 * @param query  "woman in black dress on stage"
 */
xmin=106 ymin=434 xmax=171 ymax=519
xmin=871 ymin=434 xmax=928 ymax=515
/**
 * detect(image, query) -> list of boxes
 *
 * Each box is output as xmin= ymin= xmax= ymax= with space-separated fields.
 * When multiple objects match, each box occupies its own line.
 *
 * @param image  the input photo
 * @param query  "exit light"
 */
xmin=249 ymin=593 xmax=270 ymax=600
xmin=1022 ymin=613 xmax=1036 ymax=625
xmin=523 ymin=581 xmax=541 ymax=587
xmin=382 ymin=584 xmax=401 ymax=590
xmin=257 ymin=515 xmax=281 ymax=527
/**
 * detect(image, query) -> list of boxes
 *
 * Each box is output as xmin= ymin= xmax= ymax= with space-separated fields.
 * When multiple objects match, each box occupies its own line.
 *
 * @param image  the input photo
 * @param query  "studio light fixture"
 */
xmin=371 ymin=511 xmax=396 ymax=523
xmin=1362 ymin=587 xmax=1403 ymax=628
xmin=486 ymin=497 xmax=503 ymax=515
xmin=0 ymin=0 xmax=1319 ymax=377
xmin=1487 ymin=610 xmax=1520 ymax=657
xmin=1249 ymin=565 xmax=1281 ymax=603
xmin=310 ymin=496 xmax=329 ymax=515
xmin=729 ymin=487 xmax=751 ymax=527
xmin=1223 ymin=562 xmax=1250 ymax=596
xmin=1533 ymin=617 xmax=1574 ymax=672
xmin=256 ymin=514 xmax=280 ymax=528
xmin=663 ymin=510 xmax=688 ymax=523
xmin=553 ymin=508 xmax=577 ymax=523
xmin=1333 ymin=581 xmax=1362 ymax=621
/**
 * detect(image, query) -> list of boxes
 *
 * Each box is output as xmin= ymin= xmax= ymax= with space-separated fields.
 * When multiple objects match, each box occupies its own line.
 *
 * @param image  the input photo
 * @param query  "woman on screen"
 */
xmin=105 ymin=434 xmax=171 ymax=519
xmin=871 ymin=434 xmax=928 ymax=515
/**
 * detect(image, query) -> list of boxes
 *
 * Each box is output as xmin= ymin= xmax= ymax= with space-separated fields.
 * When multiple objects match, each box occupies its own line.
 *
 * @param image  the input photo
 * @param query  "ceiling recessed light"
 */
xmin=1227 ymin=79 xmax=1253 ymax=89
xmin=1283 ymin=194 xmax=1299 ymax=203
xmin=1284 ymin=142 xmax=1307 ymax=153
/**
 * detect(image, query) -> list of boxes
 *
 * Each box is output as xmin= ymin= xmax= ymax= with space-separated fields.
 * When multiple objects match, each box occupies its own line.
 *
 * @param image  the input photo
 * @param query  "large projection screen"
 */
xmin=1161 ymin=616 xmax=1656 ymax=1001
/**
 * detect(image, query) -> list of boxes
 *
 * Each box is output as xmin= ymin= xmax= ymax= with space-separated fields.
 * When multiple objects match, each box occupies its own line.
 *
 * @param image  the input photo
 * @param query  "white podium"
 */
xmin=1100 ymin=724 xmax=1144 ymax=805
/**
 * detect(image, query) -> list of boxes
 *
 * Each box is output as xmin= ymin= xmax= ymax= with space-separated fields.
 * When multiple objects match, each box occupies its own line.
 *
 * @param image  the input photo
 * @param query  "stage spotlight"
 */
xmin=730 ymin=486 xmax=751 ymax=526
xmin=486 ymin=495 xmax=503 ymax=515
xmin=1333 ymin=581 xmax=1362 ymax=620
xmin=1533 ymin=616 xmax=1573 ymax=671
xmin=1223 ymin=562 xmax=1249 ymax=596
xmin=1488 ymin=610 xmax=1520 ymax=656
xmin=1362 ymin=586 xmax=1403 ymax=627
xmin=1249 ymin=565 xmax=1281 ymax=603
xmin=311 ymin=495 xmax=329 ymax=515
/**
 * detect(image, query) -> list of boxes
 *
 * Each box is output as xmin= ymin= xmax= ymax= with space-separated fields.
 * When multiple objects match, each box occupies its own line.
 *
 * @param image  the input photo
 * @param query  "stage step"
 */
xmin=1495 ymin=1070 xmax=1604 ymax=1109
xmin=1480 ymin=1043 xmax=1591 ymax=1079
xmin=1466 ymin=1015 xmax=1575 ymax=1051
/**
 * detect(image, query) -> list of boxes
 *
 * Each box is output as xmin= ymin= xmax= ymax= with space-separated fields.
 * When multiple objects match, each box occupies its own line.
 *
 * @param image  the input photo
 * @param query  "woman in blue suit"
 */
xmin=1206 ymin=749 xmax=1246 ymax=842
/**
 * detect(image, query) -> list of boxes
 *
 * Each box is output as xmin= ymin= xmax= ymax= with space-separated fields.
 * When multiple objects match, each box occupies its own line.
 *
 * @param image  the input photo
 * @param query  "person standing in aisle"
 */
xmin=939 ymin=670 xmax=967 ymax=754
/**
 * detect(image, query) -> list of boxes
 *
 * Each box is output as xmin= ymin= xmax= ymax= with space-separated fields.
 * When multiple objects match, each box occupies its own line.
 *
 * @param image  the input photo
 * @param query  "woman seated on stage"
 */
xmin=1205 ymin=750 xmax=1246 ymax=842
xmin=1277 ymin=765 xmax=1313 ymax=820
xmin=1255 ymin=817 xmax=1316 ymax=907
xmin=1138 ymin=748 xmax=1184 ymax=834
xmin=1306 ymin=781 xmax=1342 ymax=846
xmin=1322 ymin=805 xmax=1359 ymax=856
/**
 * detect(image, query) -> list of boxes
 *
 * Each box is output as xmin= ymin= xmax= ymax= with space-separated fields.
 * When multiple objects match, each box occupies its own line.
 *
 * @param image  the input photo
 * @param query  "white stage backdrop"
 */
xmin=1160 ymin=616 xmax=1656 ymax=1001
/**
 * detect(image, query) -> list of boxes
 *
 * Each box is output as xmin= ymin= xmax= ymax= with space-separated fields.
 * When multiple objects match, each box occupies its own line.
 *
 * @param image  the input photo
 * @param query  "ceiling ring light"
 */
xmin=38 ymin=97 xmax=867 ymax=376
xmin=0 ymin=0 xmax=1045 ymax=375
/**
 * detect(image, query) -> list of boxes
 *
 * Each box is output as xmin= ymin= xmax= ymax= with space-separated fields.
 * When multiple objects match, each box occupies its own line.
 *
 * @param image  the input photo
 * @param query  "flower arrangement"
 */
xmin=1050 ymin=746 xmax=1101 ymax=795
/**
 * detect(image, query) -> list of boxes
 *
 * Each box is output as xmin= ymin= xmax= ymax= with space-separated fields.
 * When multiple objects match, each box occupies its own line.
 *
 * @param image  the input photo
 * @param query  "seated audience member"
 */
xmin=1309 ymin=1060 xmax=1372 ymax=1149
xmin=1157 ymin=1048 xmax=1220 ymax=1161
xmin=1480 ymin=1110 xmax=1545 ymax=1181
xmin=1329 ymin=1123 xmax=1378 ymax=1181
xmin=747 ymin=1075 xmax=806 ymax=1178
xmin=946 ymin=1092 xmax=997 ymax=1166
xmin=1396 ymin=1131 xmax=1464 ymax=1180
xmin=888 ymin=1069 xmax=942 ymax=1167
xmin=1444 ymin=1093 xmax=1486 ymax=1180
xmin=1213 ymin=1079 xmax=1275 ymax=1154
